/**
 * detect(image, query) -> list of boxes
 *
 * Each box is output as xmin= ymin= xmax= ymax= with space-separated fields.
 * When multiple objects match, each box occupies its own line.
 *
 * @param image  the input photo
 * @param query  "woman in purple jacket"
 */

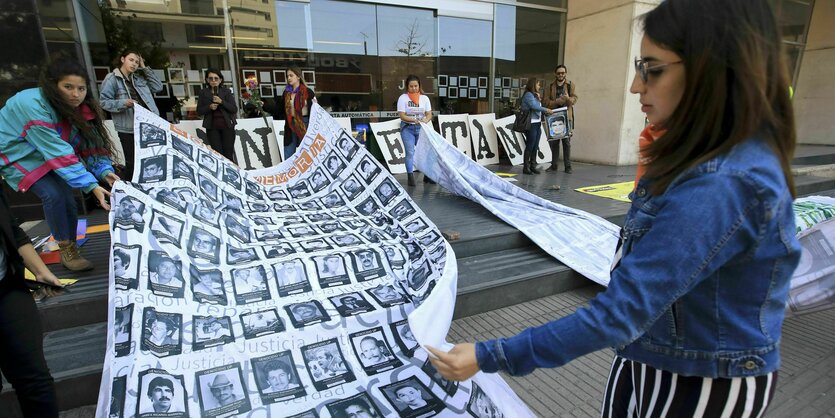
xmin=428 ymin=1 xmax=800 ymax=416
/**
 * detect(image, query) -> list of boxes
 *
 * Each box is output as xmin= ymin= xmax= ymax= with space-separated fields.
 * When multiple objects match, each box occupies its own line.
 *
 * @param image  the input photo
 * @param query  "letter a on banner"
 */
xmin=468 ymin=114 xmax=500 ymax=165
xmin=369 ymin=118 xmax=406 ymax=173
xmin=494 ymin=115 xmax=526 ymax=166
xmin=437 ymin=114 xmax=472 ymax=157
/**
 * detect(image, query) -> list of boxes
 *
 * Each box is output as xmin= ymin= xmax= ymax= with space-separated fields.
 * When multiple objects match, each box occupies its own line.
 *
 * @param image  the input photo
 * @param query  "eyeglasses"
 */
xmin=556 ymin=72 xmax=566 ymax=75
xmin=207 ymin=77 xmax=220 ymax=81
xmin=634 ymin=57 xmax=682 ymax=83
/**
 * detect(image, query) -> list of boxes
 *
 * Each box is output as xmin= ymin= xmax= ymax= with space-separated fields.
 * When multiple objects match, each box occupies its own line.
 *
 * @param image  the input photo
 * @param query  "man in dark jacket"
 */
xmin=543 ymin=64 xmax=578 ymax=173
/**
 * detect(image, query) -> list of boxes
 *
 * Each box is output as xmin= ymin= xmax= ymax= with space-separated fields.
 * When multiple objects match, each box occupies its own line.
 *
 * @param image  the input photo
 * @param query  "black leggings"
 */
xmin=0 ymin=280 xmax=58 ymax=417
xmin=117 ymin=132 xmax=135 ymax=181
xmin=207 ymin=128 xmax=237 ymax=163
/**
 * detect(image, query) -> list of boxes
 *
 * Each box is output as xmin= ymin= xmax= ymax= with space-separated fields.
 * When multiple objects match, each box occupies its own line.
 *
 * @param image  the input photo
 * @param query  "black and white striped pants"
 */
xmin=600 ymin=356 xmax=777 ymax=418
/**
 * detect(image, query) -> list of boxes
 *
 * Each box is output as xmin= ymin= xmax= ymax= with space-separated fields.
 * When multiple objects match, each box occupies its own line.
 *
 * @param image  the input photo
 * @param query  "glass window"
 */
xmin=311 ymin=0 xmax=377 ymax=55
xmin=187 ymin=24 xmax=224 ymax=45
xmin=276 ymin=1 xmax=311 ymax=50
xmin=438 ymin=16 xmax=492 ymax=114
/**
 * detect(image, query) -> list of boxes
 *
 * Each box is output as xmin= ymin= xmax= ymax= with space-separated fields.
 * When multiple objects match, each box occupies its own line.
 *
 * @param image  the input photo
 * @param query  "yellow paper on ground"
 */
xmin=24 ymin=269 xmax=79 ymax=286
xmin=575 ymin=181 xmax=634 ymax=202
xmin=494 ymin=172 xmax=516 ymax=177
xmin=86 ymin=224 xmax=110 ymax=234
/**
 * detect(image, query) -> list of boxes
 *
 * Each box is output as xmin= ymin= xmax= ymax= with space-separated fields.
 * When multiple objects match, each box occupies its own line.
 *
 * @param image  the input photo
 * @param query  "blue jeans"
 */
xmin=284 ymin=117 xmax=309 ymax=160
xmin=525 ymin=122 xmax=542 ymax=156
xmin=400 ymin=122 xmax=421 ymax=173
xmin=28 ymin=172 xmax=78 ymax=241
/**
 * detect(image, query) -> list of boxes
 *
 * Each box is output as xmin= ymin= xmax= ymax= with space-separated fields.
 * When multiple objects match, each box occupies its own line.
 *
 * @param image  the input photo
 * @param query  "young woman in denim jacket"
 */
xmin=520 ymin=78 xmax=553 ymax=175
xmin=99 ymin=50 xmax=163 ymax=181
xmin=428 ymin=1 xmax=800 ymax=416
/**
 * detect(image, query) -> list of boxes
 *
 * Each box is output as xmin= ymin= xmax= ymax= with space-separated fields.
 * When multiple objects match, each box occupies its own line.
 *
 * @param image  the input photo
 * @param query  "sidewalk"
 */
xmin=448 ymin=285 xmax=835 ymax=417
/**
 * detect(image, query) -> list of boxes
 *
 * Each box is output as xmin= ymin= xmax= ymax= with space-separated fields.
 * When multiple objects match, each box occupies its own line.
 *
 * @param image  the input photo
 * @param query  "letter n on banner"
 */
xmin=369 ymin=119 xmax=406 ymax=174
xmin=494 ymin=115 xmax=525 ymax=166
xmin=234 ymin=118 xmax=281 ymax=170
xmin=437 ymin=114 xmax=472 ymax=157
xmin=468 ymin=114 xmax=499 ymax=165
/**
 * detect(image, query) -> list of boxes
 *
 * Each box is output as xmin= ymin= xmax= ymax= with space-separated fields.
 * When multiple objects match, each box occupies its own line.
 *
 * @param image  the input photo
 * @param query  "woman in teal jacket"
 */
xmin=0 ymin=58 xmax=116 ymax=271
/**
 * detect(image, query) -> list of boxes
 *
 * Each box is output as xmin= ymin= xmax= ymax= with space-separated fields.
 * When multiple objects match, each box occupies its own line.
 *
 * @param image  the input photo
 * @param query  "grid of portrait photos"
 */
xmin=99 ymin=105 xmax=522 ymax=417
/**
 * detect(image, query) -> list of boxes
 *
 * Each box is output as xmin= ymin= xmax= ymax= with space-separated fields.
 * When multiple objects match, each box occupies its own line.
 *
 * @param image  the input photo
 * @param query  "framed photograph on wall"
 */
xmin=469 ymin=77 xmax=477 ymax=87
xmin=448 ymin=87 xmax=458 ymax=99
xmin=187 ymin=70 xmax=200 ymax=82
xmin=502 ymin=77 xmax=511 ymax=88
xmin=171 ymin=84 xmax=186 ymax=98
xmin=479 ymin=88 xmax=487 ymax=98
xmin=520 ymin=77 xmax=528 ymax=88
xmin=512 ymin=78 xmax=520 ymax=88
xmin=458 ymin=76 xmax=468 ymax=88
xmin=502 ymin=88 xmax=510 ymax=98
xmin=478 ymin=77 xmax=488 ymax=88
xmin=468 ymin=87 xmax=478 ymax=99
xmin=449 ymin=76 xmax=458 ymax=87
xmin=168 ymin=68 xmax=185 ymax=84
xmin=259 ymin=71 xmax=271 ymax=83
xmin=242 ymin=69 xmax=256 ymax=81
xmin=438 ymin=75 xmax=448 ymax=87
xmin=189 ymin=83 xmax=202 ymax=98
xmin=439 ymin=87 xmax=447 ymax=97
xmin=302 ymin=70 xmax=316 ymax=85
xmin=93 ymin=66 xmax=109 ymax=82
xmin=154 ymin=84 xmax=170 ymax=98
xmin=260 ymin=84 xmax=274 ymax=98
xmin=153 ymin=69 xmax=166 ymax=81
xmin=221 ymin=70 xmax=232 ymax=80
xmin=510 ymin=88 xmax=520 ymax=100
xmin=273 ymin=70 xmax=286 ymax=84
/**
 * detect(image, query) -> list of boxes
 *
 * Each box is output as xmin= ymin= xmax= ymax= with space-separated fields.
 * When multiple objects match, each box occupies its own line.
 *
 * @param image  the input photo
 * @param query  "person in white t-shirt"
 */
xmin=396 ymin=75 xmax=433 ymax=186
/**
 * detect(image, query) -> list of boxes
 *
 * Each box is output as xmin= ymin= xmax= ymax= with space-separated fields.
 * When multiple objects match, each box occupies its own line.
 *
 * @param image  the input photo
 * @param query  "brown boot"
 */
xmin=58 ymin=240 xmax=93 ymax=271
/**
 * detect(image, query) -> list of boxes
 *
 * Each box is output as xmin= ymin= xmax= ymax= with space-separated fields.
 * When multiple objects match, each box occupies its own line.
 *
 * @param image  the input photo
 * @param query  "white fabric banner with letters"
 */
xmin=369 ymin=118 xmax=407 ymax=175
xmin=173 ymin=118 xmax=285 ymax=170
xmin=97 ymin=104 xmax=533 ymax=417
xmin=437 ymin=114 xmax=472 ymax=157
xmin=492 ymin=115 xmax=551 ymax=167
xmin=467 ymin=114 xmax=500 ymax=166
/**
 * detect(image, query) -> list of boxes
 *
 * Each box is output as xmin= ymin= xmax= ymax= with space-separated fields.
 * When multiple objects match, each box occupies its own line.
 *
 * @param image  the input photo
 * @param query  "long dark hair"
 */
xmin=40 ymin=58 xmax=114 ymax=156
xmin=404 ymin=74 xmax=421 ymax=93
xmin=641 ymin=0 xmax=795 ymax=196
xmin=524 ymin=77 xmax=540 ymax=95
xmin=287 ymin=66 xmax=305 ymax=86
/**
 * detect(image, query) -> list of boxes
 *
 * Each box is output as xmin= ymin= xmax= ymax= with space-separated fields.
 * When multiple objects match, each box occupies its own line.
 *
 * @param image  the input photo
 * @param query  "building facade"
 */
xmin=0 ymin=0 xmax=829 ymax=167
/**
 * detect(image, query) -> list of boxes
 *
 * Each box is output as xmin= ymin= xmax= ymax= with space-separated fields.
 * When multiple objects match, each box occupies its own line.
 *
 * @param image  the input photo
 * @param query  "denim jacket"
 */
xmin=476 ymin=137 xmax=800 ymax=378
xmin=99 ymin=68 xmax=162 ymax=133
xmin=521 ymin=91 xmax=548 ymax=122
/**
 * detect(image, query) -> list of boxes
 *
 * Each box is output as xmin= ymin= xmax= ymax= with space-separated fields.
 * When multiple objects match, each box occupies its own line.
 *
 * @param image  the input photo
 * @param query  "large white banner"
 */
xmin=98 ymin=104 xmax=533 ymax=417
xmin=173 ymin=118 xmax=286 ymax=170
xmin=436 ymin=114 xmax=472 ymax=157
xmin=492 ymin=115 xmax=551 ymax=167
xmin=467 ymin=114 xmax=500 ymax=166
xmin=369 ymin=118 xmax=407 ymax=174
xmin=415 ymin=122 xmax=619 ymax=285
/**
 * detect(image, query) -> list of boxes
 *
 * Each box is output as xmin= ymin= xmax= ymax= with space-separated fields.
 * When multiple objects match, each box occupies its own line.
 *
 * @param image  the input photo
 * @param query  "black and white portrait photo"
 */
xmin=287 ymin=409 xmax=318 ymax=418
xmin=300 ymin=238 xmax=333 ymax=252
xmin=467 ymin=383 xmax=504 ymax=418
xmin=222 ymin=191 xmax=244 ymax=213
xmin=313 ymin=254 xmax=350 ymax=288
xmin=226 ymin=246 xmax=258 ymax=265
xmin=349 ymin=327 xmax=401 ymax=375
xmin=421 ymin=359 xmax=459 ymax=397
xmin=329 ymin=292 xmax=375 ymax=317
xmin=192 ymin=316 xmax=234 ymax=350
xmin=309 ymin=168 xmax=330 ymax=193
xmin=320 ymin=221 xmax=345 ymax=234
xmin=152 ymin=188 xmax=185 ymax=214
xmin=112 ymin=244 xmax=140 ymax=290
xmin=140 ymin=308 xmax=182 ymax=357
xmin=344 ymin=218 xmax=369 ymax=231
xmin=307 ymin=212 xmax=334 ymax=223
xmin=136 ymin=369 xmax=188 ymax=417
xmin=172 ymin=156 xmax=195 ymax=184
xmin=150 ymin=212 xmax=185 ymax=247
xmin=405 ymin=239 xmax=425 ymax=262
xmin=374 ymin=178 xmax=399 ymax=206
xmin=199 ymin=174 xmax=219 ymax=200
xmin=405 ymin=218 xmax=429 ymax=235
xmin=192 ymin=200 xmax=220 ymax=224
xmin=273 ymin=203 xmax=295 ymax=212
xmin=197 ymin=149 xmax=219 ymax=177
xmin=244 ymin=179 xmax=262 ymax=199
xmin=284 ymin=301 xmax=330 ymax=329
xmin=189 ymin=267 xmax=226 ymax=305
xmin=195 ymin=364 xmax=251 ymax=417
xmin=410 ymin=280 xmax=436 ymax=308
xmin=351 ymin=249 xmax=385 ymax=281
xmin=370 ymin=210 xmax=394 ymax=227
xmin=379 ymin=376 xmax=445 ymax=418
xmin=323 ymin=152 xmax=347 ymax=178
xmin=187 ymin=226 xmax=221 ymax=263
xmin=139 ymin=122 xmax=167 ymax=148
xmin=114 ymin=304 xmax=133 ymax=357
xmin=114 ymin=196 xmax=146 ymax=232
xmin=251 ymin=215 xmax=275 ymax=226
xmin=110 ymin=375 xmax=126 ymax=418
xmin=407 ymin=259 xmax=432 ymax=291
xmin=321 ymin=190 xmax=346 ymax=209
xmin=251 ymin=352 xmax=306 ymax=404
xmin=223 ymin=165 xmax=242 ymax=190
xmin=299 ymin=200 xmax=321 ymax=211
xmin=240 ymin=309 xmax=285 ymax=339
xmin=300 ymin=339 xmax=355 ymax=391
xmin=273 ymin=259 xmax=311 ymax=296
xmin=266 ymin=187 xmax=289 ymax=201
xmin=390 ymin=319 xmax=419 ymax=358
xmin=248 ymin=201 xmax=270 ymax=212
xmin=264 ymin=242 xmax=296 ymax=258
xmin=139 ymin=155 xmax=167 ymax=183
xmin=389 ymin=199 xmax=417 ymax=221
xmin=336 ymin=133 xmax=359 ymax=159
xmin=418 ymin=230 xmax=443 ymax=248
xmin=225 ymin=215 xmax=251 ymax=243
xmin=288 ymin=181 xmax=311 ymax=199
xmin=358 ymin=157 xmax=381 ymax=183
xmin=330 ymin=233 xmax=362 ymax=247
xmin=384 ymin=245 xmax=407 ymax=270
xmin=326 ymin=392 xmax=383 ymax=418
xmin=355 ymin=196 xmax=380 ymax=216
xmin=366 ymin=284 xmax=408 ymax=307
xmin=147 ymin=251 xmax=185 ymax=298
xmin=341 ymin=175 xmax=365 ymax=200
xmin=232 ymin=265 xmax=270 ymax=304
xmin=287 ymin=224 xmax=317 ymax=238
xmin=360 ymin=226 xmax=386 ymax=244
xmin=172 ymin=134 xmax=194 ymax=158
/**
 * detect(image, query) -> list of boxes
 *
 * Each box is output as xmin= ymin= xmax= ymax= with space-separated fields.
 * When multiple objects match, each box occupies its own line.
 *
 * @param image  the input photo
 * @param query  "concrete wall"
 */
xmin=794 ymin=1 xmax=835 ymax=145
xmin=564 ymin=0 xmax=660 ymax=165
